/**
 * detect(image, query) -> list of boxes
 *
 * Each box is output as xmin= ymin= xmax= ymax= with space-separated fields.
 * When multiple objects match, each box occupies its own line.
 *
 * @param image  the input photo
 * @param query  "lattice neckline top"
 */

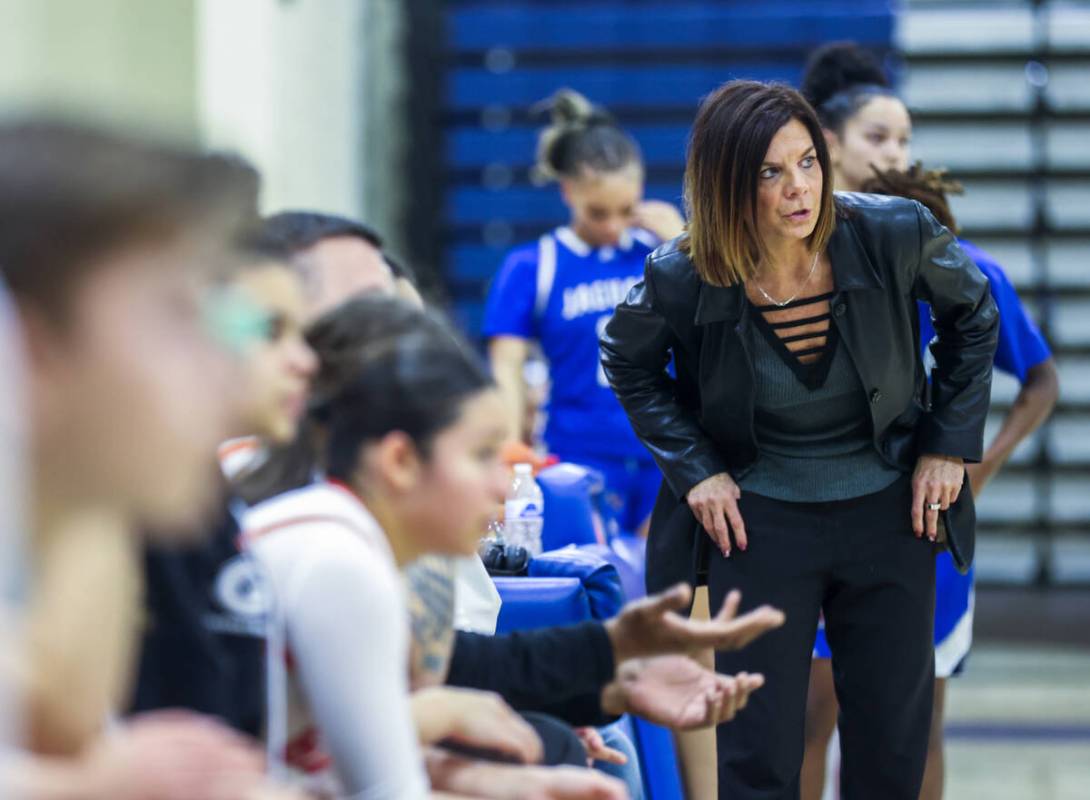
xmin=750 ymin=291 xmax=837 ymax=390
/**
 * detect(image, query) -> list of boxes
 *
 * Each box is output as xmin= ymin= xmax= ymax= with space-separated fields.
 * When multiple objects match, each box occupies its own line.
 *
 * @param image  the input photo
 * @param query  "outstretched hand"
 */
xmin=604 ymin=584 xmax=785 ymax=665
xmin=601 ymin=655 xmax=764 ymax=730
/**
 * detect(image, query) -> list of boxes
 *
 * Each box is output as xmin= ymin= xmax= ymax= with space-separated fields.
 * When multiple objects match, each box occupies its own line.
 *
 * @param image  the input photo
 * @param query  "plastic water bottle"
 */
xmin=478 ymin=517 xmax=505 ymax=561
xmin=505 ymin=463 xmax=544 ymax=556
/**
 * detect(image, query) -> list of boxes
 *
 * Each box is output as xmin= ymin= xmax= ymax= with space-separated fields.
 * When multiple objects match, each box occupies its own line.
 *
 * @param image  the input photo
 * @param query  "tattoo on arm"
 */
xmin=404 ymin=556 xmax=457 ymax=689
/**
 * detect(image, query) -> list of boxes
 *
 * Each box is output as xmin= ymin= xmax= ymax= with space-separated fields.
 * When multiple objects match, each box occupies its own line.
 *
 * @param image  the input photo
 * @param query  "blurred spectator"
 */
xmin=130 ymin=233 xmax=316 ymax=738
xmin=259 ymin=210 xmax=421 ymax=314
xmin=241 ymin=214 xmax=503 ymax=685
xmin=242 ymin=296 xmax=598 ymax=797
xmin=0 ymin=120 xmax=278 ymax=797
xmin=0 ymin=280 xmax=26 ymax=764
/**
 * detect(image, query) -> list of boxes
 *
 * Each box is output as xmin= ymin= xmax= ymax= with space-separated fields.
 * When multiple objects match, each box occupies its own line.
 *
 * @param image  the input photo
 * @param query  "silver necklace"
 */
xmin=753 ymin=250 xmax=821 ymax=308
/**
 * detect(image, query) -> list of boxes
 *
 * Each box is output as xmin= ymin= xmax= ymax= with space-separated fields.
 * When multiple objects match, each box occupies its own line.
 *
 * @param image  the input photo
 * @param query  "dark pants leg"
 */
xmin=822 ymin=478 xmax=936 ymax=800
xmin=520 ymin=711 xmax=588 ymax=767
xmin=707 ymin=492 xmax=831 ymax=800
xmin=707 ymin=478 xmax=936 ymax=800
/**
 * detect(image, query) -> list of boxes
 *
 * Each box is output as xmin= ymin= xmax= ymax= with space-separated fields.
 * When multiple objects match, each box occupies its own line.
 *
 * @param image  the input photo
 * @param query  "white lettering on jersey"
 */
xmin=561 ymin=276 xmax=641 ymax=321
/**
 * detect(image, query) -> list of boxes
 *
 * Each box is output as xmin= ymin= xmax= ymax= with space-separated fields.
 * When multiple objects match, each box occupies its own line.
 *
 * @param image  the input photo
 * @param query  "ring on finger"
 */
xmin=926 ymin=502 xmax=942 ymax=511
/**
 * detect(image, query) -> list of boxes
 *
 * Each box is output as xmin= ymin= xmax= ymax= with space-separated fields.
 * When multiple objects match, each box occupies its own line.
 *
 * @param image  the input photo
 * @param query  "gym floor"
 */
xmin=945 ymin=643 xmax=1090 ymax=799
xmin=943 ymin=587 xmax=1090 ymax=799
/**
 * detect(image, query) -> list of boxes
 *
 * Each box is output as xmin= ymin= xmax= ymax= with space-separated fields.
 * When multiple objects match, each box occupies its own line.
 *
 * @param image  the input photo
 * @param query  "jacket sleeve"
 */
xmin=911 ymin=204 xmax=999 ymax=462
xmin=600 ymin=259 xmax=729 ymax=499
xmin=446 ymin=623 xmax=619 ymax=727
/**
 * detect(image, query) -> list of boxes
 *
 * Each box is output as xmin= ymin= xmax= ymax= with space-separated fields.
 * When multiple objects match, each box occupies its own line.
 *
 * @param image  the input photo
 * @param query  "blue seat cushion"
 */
xmin=537 ymin=463 xmax=605 ymax=551
xmin=493 ymin=577 xmax=590 ymax=632
xmin=530 ymin=546 xmax=624 ymax=621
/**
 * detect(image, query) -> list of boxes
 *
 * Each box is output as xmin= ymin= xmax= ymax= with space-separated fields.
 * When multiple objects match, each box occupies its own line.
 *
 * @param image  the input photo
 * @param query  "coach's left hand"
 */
xmin=911 ymin=453 xmax=965 ymax=541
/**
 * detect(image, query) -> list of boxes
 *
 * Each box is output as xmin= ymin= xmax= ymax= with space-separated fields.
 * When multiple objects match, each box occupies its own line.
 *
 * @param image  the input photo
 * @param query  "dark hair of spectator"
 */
xmin=800 ymin=42 xmax=897 ymax=134
xmin=260 ymin=211 xmax=384 ymax=254
xmin=233 ymin=295 xmax=491 ymax=500
xmin=532 ymin=89 xmax=643 ymax=184
xmin=240 ymin=229 xmax=296 ymax=265
xmin=309 ymin=296 xmax=493 ymax=479
xmin=258 ymin=210 xmax=418 ymax=286
xmin=681 ymin=80 xmax=836 ymax=287
xmin=860 ymin=162 xmax=963 ymax=234
xmin=380 ymin=251 xmax=418 ymax=285
xmin=0 ymin=121 xmax=259 ymax=324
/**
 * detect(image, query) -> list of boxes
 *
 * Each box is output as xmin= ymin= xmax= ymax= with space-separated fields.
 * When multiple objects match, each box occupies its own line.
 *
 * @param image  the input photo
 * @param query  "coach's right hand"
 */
xmin=686 ymin=472 xmax=746 ymax=558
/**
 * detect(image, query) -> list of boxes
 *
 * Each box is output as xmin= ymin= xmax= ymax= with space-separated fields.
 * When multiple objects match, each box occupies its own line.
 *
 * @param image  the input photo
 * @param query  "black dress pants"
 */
xmin=708 ymin=476 xmax=936 ymax=800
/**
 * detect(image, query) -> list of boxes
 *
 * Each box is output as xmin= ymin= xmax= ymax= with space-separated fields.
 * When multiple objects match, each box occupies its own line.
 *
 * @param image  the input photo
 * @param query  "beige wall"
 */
xmin=196 ymin=0 xmax=369 ymax=218
xmin=0 ymin=0 xmax=198 ymax=139
xmin=0 ymin=0 xmax=402 ymax=230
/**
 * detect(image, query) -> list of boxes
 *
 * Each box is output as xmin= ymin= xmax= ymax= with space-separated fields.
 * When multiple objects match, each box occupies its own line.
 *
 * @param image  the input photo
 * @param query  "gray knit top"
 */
xmin=734 ymin=297 xmax=904 ymax=503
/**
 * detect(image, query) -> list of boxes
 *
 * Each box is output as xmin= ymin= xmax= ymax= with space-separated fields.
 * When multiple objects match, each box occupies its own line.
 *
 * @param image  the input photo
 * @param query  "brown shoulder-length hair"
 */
xmin=681 ymin=80 xmax=836 ymax=286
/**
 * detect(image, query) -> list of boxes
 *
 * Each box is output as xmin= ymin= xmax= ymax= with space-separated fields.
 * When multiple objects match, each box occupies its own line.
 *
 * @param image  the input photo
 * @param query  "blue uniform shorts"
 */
xmin=558 ymin=452 xmax=661 ymax=534
xmin=814 ymin=550 xmax=973 ymax=678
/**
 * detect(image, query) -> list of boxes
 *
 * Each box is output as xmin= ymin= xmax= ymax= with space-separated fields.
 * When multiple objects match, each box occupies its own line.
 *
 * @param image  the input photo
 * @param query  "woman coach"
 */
xmin=600 ymin=80 xmax=998 ymax=799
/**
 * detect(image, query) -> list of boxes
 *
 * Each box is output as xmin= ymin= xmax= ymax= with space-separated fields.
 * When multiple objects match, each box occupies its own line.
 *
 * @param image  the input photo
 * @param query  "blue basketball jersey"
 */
xmin=919 ymin=239 xmax=1052 ymax=380
xmin=483 ymin=226 xmax=658 ymax=461
xmin=818 ymin=237 xmax=1054 ymax=672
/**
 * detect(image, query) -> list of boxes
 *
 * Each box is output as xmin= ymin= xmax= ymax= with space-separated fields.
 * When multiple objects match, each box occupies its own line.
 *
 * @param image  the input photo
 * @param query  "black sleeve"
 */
xmin=600 ymin=259 xmax=729 ymax=499
xmin=911 ymin=203 xmax=1000 ymax=461
xmin=446 ymin=622 xmax=619 ymax=727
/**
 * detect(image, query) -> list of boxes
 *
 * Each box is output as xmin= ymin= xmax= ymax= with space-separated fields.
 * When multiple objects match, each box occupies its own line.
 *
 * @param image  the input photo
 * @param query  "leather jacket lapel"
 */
xmin=694 ymin=280 xmax=745 ymax=326
xmin=827 ymin=214 xmax=884 ymax=293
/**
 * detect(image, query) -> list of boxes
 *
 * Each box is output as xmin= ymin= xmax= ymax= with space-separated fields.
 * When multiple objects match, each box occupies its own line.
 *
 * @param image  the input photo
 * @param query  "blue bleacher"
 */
xmin=447 ymin=124 xmax=691 ymax=169
xmin=449 ymin=65 xmax=802 ymax=110
xmin=448 ymin=3 xmax=893 ymax=53
xmin=447 ymin=184 xmax=684 ymax=225
xmin=447 ymin=244 xmax=511 ymax=284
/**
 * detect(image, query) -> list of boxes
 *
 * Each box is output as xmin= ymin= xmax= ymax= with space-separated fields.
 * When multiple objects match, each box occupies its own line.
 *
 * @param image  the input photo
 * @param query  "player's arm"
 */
xmin=488 ymin=336 xmax=531 ymax=443
xmin=968 ymin=357 xmax=1058 ymax=495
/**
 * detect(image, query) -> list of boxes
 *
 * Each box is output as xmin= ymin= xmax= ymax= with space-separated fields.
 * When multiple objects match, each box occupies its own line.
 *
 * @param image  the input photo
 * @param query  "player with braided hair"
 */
xmin=798 ymin=49 xmax=1060 ymax=794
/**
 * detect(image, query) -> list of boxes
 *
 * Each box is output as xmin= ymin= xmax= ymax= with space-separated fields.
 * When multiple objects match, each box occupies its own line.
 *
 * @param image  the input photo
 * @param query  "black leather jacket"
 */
xmin=601 ymin=193 xmax=999 ymax=590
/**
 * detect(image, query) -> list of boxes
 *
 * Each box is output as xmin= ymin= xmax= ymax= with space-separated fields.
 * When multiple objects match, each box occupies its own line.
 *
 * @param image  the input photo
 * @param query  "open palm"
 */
xmin=606 ymin=584 xmax=785 ymax=664
xmin=607 ymin=655 xmax=764 ymax=730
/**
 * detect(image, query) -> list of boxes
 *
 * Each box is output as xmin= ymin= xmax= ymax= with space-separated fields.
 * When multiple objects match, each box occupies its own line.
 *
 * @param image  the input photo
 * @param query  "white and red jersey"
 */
xmin=217 ymin=436 xmax=266 ymax=482
xmin=243 ymin=481 xmax=428 ymax=800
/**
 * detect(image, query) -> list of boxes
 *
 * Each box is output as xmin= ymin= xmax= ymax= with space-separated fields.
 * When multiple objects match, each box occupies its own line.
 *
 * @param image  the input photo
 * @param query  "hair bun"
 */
xmin=801 ymin=42 xmax=889 ymax=109
xmin=545 ymin=89 xmax=611 ymax=128
xmin=532 ymin=88 xmax=631 ymax=184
